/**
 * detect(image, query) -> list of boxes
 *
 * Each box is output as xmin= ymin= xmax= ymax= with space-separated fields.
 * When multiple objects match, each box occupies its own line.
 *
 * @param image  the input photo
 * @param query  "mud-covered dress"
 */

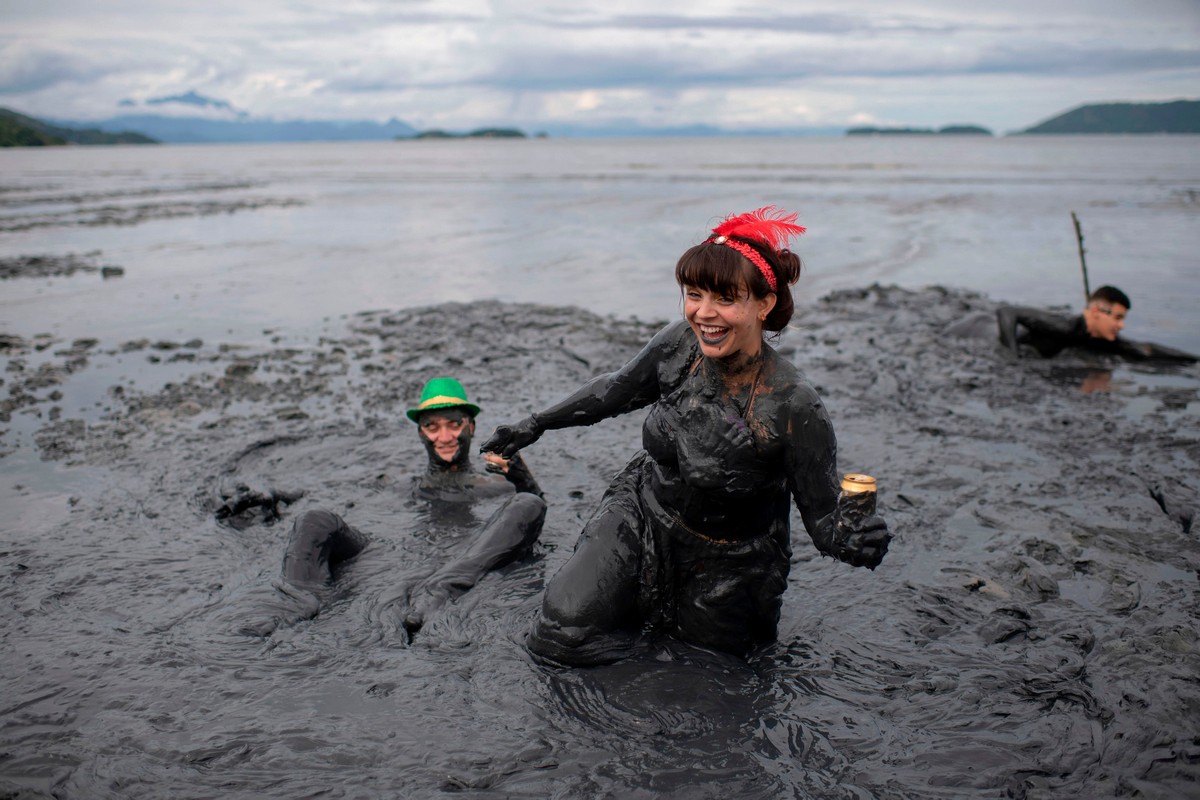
xmin=486 ymin=319 xmax=887 ymax=666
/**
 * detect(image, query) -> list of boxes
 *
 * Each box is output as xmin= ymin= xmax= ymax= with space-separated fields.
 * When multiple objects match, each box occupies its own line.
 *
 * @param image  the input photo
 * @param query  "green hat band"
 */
xmin=418 ymin=395 xmax=472 ymax=411
xmin=406 ymin=377 xmax=481 ymax=422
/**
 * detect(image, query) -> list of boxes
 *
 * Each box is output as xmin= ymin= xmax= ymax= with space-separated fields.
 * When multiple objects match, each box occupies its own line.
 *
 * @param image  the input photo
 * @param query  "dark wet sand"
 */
xmin=1 ymin=285 xmax=1197 ymax=799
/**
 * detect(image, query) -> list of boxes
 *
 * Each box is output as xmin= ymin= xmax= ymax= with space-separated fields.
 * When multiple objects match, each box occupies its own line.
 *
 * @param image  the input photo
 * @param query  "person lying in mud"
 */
xmin=482 ymin=207 xmax=892 ymax=667
xmin=996 ymin=285 xmax=1197 ymax=363
xmin=232 ymin=377 xmax=546 ymax=637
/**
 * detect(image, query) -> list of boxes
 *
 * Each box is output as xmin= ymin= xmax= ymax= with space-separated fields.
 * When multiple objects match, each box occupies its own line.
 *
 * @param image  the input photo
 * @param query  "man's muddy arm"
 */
xmin=483 ymin=450 xmax=543 ymax=497
xmin=995 ymin=306 xmax=1079 ymax=359
xmin=1116 ymin=338 xmax=1199 ymax=364
xmin=995 ymin=306 xmax=1022 ymax=354
xmin=502 ymin=452 xmax=543 ymax=497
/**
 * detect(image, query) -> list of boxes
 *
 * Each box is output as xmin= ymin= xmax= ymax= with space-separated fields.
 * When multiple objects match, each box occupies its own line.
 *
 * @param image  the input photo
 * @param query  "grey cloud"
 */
xmin=285 ymin=19 xmax=1200 ymax=99
xmin=317 ymin=49 xmax=706 ymax=95
xmin=0 ymin=44 xmax=100 ymax=93
xmin=262 ymin=9 xmax=492 ymax=41
xmin=518 ymin=11 xmax=961 ymax=36
xmin=0 ymin=38 xmax=201 ymax=95
xmin=146 ymin=90 xmax=240 ymax=111
xmin=308 ymin=42 xmax=1200 ymax=109
xmin=963 ymin=44 xmax=1200 ymax=77
xmin=341 ymin=38 xmax=1200 ymax=95
xmin=481 ymin=51 xmax=774 ymax=92
xmin=4 ymin=0 xmax=1196 ymax=129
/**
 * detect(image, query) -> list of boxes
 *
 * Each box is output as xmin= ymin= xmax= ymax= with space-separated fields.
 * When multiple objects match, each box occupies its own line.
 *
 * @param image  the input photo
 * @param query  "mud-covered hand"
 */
xmin=483 ymin=451 xmax=543 ymax=498
xmin=480 ymin=415 xmax=544 ymax=459
xmin=214 ymin=483 xmax=304 ymax=522
xmin=839 ymin=514 xmax=891 ymax=569
xmin=812 ymin=513 xmax=892 ymax=570
xmin=482 ymin=452 xmax=510 ymax=475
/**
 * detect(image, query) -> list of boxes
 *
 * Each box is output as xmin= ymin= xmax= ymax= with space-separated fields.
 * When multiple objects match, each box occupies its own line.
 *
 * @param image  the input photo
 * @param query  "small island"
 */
xmin=404 ymin=127 xmax=530 ymax=140
xmin=846 ymin=124 xmax=992 ymax=137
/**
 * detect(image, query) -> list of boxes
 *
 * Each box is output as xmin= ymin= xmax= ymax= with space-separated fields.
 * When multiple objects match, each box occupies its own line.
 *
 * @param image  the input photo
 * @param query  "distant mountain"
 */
xmin=847 ymin=124 xmax=992 ymax=137
xmin=0 ymin=109 xmax=64 ymax=146
xmin=50 ymin=113 xmax=418 ymax=144
xmin=0 ymin=107 xmax=157 ymax=146
xmin=1020 ymin=100 xmax=1200 ymax=134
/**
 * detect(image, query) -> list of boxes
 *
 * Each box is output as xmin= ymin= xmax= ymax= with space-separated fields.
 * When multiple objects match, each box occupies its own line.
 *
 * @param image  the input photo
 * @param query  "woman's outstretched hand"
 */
xmin=480 ymin=415 xmax=544 ymax=459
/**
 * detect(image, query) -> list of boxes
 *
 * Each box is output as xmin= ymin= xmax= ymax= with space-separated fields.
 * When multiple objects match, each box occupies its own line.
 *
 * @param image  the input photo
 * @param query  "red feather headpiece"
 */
xmin=707 ymin=206 xmax=806 ymax=292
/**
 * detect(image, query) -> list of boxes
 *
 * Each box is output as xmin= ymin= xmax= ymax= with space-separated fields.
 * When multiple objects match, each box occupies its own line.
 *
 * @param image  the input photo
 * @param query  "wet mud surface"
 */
xmin=0 ymin=180 xmax=303 ymax=232
xmin=0 ymin=252 xmax=124 ymax=281
xmin=1 ymin=286 xmax=1197 ymax=799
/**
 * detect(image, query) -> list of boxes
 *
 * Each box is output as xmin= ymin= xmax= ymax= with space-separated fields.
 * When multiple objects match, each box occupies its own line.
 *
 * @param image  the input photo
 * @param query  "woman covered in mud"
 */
xmin=483 ymin=207 xmax=892 ymax=666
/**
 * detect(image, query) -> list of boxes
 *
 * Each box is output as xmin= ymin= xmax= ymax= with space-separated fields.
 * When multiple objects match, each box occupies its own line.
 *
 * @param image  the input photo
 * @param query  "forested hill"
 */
xmin=1021 ymin=100 xmax=1200 ymax=134
xmin=0 ymin=108 xmax=157 ymax=146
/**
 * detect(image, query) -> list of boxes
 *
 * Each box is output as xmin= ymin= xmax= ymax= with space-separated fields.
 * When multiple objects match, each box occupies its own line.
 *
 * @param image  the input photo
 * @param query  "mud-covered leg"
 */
xmin=281 ymin=508 xmax=369 ymax=586
xmin=528 ymin=504 xmax=644 ymax=666
xmin=404 ymin=493 xmax=547 ymax=634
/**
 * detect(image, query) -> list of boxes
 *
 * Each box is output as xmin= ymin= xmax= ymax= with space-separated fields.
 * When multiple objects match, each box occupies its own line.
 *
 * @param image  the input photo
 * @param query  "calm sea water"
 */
xmin=1 ymin=135 xmax=1197 ymax=352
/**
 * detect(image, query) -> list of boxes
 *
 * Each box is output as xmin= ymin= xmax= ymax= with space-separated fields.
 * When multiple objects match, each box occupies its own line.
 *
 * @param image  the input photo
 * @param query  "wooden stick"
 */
xmin=1071 ymin=211 xmax=1090 ymax=303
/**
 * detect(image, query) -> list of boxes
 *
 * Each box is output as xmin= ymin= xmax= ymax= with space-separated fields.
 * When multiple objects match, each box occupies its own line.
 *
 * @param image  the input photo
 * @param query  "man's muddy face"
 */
xmin=418 ymin=409 xmax=475 ymax=464
xmin=1083 ymin=300 xmax=1127 ymax=341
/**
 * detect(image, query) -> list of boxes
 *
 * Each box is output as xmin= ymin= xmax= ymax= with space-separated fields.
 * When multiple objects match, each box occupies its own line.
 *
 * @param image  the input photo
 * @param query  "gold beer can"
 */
xmin=841 ymin=474 xmax=877 ymax=495
xmin=839 ymin=473 xmax=877 ymax=525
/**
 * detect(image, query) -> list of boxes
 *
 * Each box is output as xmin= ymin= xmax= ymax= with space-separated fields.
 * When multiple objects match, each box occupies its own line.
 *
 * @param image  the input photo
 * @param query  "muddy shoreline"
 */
xmin=1 ymin=285 xmax=1198 ymax=798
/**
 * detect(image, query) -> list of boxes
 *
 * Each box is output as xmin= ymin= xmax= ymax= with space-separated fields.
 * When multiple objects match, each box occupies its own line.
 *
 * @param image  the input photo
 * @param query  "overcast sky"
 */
xmin=2 ymin=0 xmax=1198 ymax=133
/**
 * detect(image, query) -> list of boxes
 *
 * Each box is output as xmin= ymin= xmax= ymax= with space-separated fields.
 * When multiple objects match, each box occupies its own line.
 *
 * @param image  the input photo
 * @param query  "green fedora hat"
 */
xmin=406 ymin=376 xmax=481 ymax=423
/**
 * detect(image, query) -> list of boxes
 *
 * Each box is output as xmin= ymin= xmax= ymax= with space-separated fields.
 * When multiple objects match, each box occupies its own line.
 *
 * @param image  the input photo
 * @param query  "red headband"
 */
xmin=706 ymin=206 xmax=806 ymax=292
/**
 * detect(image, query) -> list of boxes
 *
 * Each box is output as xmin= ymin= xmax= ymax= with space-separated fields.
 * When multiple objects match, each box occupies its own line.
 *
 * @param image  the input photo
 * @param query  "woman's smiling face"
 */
xmin=682 ymin=282 xmax=775 ymax=360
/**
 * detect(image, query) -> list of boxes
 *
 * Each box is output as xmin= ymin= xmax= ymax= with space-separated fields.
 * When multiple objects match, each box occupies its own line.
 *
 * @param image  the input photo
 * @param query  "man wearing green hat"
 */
xmin=407 ymin=376 xmax=541 ymax=497
xmin=408 ymin=376 xmax=483 ymax=470
xmin=281 ymin=376 xmax=545 ymax=636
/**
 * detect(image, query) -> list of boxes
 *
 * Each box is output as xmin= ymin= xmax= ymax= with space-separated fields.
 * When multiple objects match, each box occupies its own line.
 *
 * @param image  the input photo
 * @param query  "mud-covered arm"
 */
xmin=996 ymin=306 xmax=1076 ymax=358
xmin=1114 ymin=337 xmax=1198 ymax=364
xmin=784 ymin=387 xmax=890 ymax=570
xmin=482 ymin=320 xmax=693 ymax=458
xmin=995 ymin=306 xmax=1022 ymax=354
xmin=483 ymin=451 xmax=543 ymax=498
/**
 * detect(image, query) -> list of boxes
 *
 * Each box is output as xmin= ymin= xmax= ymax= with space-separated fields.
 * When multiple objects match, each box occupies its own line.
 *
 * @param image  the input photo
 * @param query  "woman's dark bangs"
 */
xmin=676 ymin=244 xmax=745 ymax=296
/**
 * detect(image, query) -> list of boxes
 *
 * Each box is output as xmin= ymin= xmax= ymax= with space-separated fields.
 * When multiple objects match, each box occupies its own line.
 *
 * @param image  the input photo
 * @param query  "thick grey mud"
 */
xmin=1 ymin=287 xmax=1197 ymax=799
